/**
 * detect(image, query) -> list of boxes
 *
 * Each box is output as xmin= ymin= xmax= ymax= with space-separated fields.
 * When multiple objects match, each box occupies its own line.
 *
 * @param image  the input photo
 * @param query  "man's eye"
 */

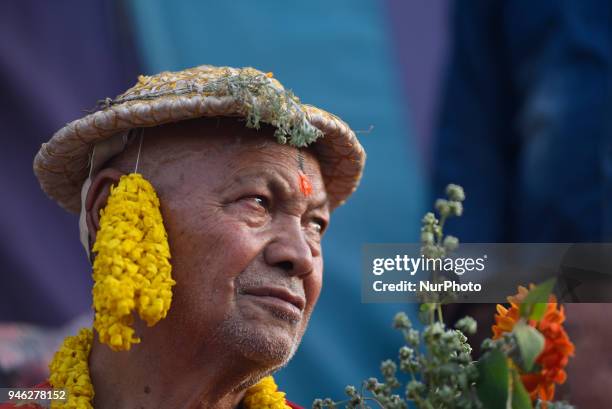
xmin=242 ymin=195 xmax=269 ymax=210
xmin=310 ymin=218 xmax=327 ymax=235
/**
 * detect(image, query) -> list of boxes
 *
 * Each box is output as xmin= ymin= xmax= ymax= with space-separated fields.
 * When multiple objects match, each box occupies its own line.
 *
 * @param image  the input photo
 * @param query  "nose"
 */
xmin=264 ymin=216 xmax=315 ymax=277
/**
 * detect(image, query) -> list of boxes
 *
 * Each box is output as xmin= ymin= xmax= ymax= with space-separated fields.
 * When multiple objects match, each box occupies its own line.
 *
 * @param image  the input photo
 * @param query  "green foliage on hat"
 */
xmin=107 ymin=69 xmax=324 ymax=148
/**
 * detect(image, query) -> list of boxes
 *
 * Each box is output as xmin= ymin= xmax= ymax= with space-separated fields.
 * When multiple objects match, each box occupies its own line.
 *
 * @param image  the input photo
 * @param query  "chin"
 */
xmin=221 ymin=319 xmax=301 ymax=368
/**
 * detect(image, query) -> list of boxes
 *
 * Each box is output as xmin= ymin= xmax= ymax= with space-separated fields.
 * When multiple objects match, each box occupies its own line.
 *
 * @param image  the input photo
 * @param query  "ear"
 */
xmin=86 ymin=168 xmax=125 ymax=244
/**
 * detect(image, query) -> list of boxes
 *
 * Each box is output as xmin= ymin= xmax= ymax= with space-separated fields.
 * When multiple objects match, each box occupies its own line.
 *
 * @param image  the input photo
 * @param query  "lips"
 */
xmin=241 ymin=286 xmax=306 ymax=312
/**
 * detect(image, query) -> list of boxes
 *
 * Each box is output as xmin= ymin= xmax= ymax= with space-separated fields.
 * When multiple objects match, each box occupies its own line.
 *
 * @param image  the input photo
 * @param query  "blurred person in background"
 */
xmin=432 ymin=1 xmax=612 ymax=407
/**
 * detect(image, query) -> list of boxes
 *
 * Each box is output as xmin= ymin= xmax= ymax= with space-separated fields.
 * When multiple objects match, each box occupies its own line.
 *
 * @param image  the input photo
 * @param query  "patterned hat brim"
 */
xmin=33 ymin=66 xmax=366 ymax=213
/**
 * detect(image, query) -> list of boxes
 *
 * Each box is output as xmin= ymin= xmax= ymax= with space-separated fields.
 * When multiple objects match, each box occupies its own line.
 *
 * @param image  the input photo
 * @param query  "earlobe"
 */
xmin=86 ymin=168 xmax=124 ymax=243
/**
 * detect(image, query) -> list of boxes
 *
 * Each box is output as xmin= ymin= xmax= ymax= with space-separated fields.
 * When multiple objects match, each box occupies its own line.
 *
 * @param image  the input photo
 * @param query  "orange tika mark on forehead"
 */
xmin=299 ymin=172 xmax=313 ymax=196
xmin=296 ymin=151 xmax=313 ymax=196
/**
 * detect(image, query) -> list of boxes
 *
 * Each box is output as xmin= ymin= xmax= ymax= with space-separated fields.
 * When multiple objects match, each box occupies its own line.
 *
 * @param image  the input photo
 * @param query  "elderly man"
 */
xmin=6 ymin=66 xmax=365 ymax=409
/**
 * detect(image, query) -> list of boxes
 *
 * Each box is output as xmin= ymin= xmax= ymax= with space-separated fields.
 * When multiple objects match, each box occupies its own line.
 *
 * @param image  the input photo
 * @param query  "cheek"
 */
xmin=208 ymin=223 xmax=263 ymax=283
xmin=164 ymin=205 xmax=265 ymax=305
xmin=303 ymin=259 xmax=323 ymax=314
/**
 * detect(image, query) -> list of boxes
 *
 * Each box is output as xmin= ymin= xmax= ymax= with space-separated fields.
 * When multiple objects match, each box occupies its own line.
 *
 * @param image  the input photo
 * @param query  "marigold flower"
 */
xmin=92 ymin=173 xmax=175 ymax=351
xmin=242 ymin=376 xmax=290 ymax=409
xmin=492 ymin=286 xmax=575 ymax=403
xmin=49 ymin=328 xmax=94 ymax=409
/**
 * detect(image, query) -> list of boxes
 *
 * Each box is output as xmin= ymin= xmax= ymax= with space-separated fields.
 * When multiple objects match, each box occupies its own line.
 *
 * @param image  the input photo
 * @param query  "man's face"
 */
xmin=135 ymin=119 xmax=329 ymax=368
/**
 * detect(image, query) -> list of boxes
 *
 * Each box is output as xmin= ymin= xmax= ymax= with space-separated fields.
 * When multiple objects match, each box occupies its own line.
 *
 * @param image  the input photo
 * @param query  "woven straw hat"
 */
xmin=33 ymin=65 xmax=365 ymax=213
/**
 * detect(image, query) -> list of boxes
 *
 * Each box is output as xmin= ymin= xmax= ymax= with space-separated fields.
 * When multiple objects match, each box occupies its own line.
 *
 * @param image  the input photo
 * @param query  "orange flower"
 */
xmin=492 ymin=286 xmax=575 ymax=403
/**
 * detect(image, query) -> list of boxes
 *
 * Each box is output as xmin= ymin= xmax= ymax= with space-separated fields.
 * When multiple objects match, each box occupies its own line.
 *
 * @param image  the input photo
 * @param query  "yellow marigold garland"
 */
xmin=48 ymin=328 xmax=94 ymax=409
xmin=92 ymin=173 xmax=175 ymax=351
xmin=242 ymin=376 xmax=291 ymax=409
xmin=49 ymin=328 xmax=291 ymax=409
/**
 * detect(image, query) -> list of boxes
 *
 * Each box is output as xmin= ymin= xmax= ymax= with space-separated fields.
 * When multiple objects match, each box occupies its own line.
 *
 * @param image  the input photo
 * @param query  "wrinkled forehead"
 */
xmin=130 ymin=118 xmax=320 ymax=172
xmin=111 ymin=118 xmax=327 ymax=201
xmin=139 ymin=117 xmax=313 ymax=157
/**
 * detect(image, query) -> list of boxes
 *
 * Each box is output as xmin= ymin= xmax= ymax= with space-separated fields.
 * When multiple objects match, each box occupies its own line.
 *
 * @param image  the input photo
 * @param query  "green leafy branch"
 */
xmin=312 ymin=185 xmax=574 ymax=409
